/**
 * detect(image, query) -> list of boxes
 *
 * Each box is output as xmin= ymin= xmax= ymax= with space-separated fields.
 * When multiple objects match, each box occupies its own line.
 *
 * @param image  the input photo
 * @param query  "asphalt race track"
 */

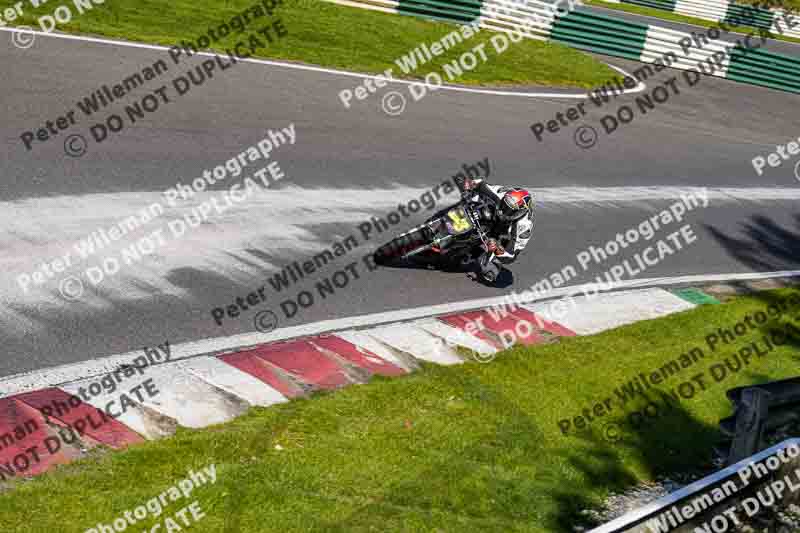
xmin=1 ymin=28 xmax=799 ymax=377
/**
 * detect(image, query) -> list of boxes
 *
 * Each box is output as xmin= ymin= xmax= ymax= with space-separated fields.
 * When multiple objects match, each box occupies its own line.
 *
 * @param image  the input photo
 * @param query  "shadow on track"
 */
xmin=706 ymin=213 xmax=800 ymax=273
xmin=373 ymin=247 xmax=516 ymax=289
xmin=706 ymin=212 xmax=800 ymax=355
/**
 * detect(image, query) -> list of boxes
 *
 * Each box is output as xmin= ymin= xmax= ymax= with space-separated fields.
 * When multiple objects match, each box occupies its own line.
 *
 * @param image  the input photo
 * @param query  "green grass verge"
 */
xmin=9 ymin=0 xmax=616 ymax=88
xmin=3 ymin=288 xmax=800 ymax=531
xmin=586 ymin=0 xmax=800 ymax=45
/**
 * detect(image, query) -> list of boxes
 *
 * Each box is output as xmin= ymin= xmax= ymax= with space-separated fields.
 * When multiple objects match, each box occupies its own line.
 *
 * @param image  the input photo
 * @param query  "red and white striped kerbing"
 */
xmin=0 ymin=287 xmax=695 ymax=481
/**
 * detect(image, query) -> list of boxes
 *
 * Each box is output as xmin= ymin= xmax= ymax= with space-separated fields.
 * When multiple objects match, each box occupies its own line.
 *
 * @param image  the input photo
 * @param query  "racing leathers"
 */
xmin=453 ymin=175 xmax=534 ymax=275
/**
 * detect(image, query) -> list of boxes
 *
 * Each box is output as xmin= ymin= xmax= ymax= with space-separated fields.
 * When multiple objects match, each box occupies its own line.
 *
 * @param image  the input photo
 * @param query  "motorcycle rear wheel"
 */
xmin=373 ymin=228 xmax=431 ymax=264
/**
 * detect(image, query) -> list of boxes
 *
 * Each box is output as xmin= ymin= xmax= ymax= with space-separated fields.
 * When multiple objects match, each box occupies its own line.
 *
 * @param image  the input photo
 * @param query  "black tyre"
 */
xmin=480 ymin=261 xmax=501 ymax=283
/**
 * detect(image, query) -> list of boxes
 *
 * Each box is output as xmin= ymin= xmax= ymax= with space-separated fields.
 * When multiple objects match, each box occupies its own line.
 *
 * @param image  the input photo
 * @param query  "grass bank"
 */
xmin=3 ymin=288 xmax=800 ymax=532
xmin=9 ymin=0 xmax=616 ymax=88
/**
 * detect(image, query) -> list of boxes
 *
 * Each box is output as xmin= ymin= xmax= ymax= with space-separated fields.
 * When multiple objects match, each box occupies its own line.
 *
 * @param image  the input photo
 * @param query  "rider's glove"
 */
xmin=463 ymin=177 xmax=484 ymax=191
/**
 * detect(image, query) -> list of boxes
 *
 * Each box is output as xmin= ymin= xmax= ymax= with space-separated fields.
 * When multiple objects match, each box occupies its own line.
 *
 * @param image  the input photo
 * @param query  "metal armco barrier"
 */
xmin=322 ymin=0 xmax=800 ymax=94
xmin=590 ymin=378 xmax=800 ymax=531
xmin=601 ymin=0 xmax=800 ymax=39
xmin=717 ymin=376 xmax=800 ymax=465
xmin=717 ymin=386 xmax=770 ymax=465
xmin=589 ymin=439 xmax=800 ymax=532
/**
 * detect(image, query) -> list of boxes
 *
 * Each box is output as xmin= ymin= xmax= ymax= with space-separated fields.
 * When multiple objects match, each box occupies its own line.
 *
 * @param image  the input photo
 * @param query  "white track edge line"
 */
xmin=1 ymin=269 xmax=798 ymax=397
xmin=0 ymin=26 xmax=646 ymax=99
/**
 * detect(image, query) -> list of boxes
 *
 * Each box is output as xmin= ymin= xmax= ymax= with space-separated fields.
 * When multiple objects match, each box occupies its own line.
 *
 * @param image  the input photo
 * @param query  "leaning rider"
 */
xmin=454 ymin=174 xmax=534 ymax=279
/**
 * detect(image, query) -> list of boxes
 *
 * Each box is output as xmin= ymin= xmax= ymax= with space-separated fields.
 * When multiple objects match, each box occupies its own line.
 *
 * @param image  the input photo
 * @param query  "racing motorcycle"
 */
xmin=373 ymin=190 xmax=503 ymax=283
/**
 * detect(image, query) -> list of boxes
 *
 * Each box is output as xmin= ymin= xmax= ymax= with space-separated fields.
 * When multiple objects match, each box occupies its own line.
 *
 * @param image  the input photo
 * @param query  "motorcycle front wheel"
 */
xmin=480 ymin=261 xmax=501 ymax=283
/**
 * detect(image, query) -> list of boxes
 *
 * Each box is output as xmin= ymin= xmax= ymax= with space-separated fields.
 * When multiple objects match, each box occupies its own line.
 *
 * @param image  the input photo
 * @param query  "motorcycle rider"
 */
xmin=455 ymin=175 xmax=534 ymax=281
